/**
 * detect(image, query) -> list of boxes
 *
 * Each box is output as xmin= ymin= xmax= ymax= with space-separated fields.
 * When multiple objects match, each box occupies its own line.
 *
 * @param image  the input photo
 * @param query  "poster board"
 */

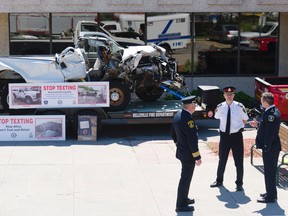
xmin=77 ymin=115 xmax=97 ymax=141
xmin=9 ymin=82 xmax=109 ymax=109
xmin=0 ymin=115 xmax=66 ymax=141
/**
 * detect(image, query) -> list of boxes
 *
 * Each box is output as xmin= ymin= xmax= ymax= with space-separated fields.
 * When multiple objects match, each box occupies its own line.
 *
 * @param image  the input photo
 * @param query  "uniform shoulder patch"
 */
xmin=237 ymin=102 xmax=244 ymax=108
xmin=268 ymin=115 xmax=275 ymax=122
xmin=187 ymin=120 xmax=194 ymax=128
xmin=215 ymin=103 xmax=222 ymax=113
xmin=236 ymin=102 xmax=246 ymax=113
xmin=270 ymin=108 xmax=275 ymax=113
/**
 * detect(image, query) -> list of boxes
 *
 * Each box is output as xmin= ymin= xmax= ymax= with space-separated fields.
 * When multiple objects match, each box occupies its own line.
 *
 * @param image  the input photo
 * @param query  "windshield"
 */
xmin=78 ymin=36 xmax=123 ymax=54
xmin=255 ymin=24 xmax=274 ymax=33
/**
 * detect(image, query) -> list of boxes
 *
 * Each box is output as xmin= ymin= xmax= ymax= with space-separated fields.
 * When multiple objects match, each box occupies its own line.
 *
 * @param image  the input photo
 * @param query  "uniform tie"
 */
xmin=226 ymin=106 xmax=231 ymax=134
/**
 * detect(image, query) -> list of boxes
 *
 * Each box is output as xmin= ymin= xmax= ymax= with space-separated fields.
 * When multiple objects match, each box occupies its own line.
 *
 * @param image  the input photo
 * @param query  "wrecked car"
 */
xmin=79 ymin=36 xmax=185 ymax=110
xmin=0 ymin=36 xmax=185 ymax=112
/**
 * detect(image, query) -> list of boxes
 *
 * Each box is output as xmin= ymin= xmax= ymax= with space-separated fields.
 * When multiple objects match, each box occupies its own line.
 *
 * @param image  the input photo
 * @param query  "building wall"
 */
xmin=0 ymin=13 xmax=9 ymax=56
xmin=0 ymin=0 xmax=288 ymax=13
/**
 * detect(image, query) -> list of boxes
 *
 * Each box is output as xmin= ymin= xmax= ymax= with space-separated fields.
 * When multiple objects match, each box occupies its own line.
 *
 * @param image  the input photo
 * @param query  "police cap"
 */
xmin=181 ymin=95 xmax=196 ymax=104
xmin=223 ymin=86 xmax=236 ymax=94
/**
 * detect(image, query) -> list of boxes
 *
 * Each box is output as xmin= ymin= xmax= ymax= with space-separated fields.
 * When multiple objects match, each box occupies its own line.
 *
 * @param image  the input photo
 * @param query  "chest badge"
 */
xmin=188 ymin=120 xmax=194 ymax=128
xmin=268 ymin=115 xmax=275 ymax=122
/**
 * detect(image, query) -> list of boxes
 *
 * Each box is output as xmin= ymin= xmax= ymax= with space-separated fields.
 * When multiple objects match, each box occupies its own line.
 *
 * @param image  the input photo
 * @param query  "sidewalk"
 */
xmin=0 ymin=122 xmax=286 ymax=216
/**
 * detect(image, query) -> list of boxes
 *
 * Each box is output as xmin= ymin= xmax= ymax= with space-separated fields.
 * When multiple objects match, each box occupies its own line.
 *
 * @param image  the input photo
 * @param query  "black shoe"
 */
xmin=257 ymin=197 xmax=277 ymax=203
xmin=187 ymin=198 xmax=195 ymax=205
xmin=210 ymin=181 xmax=223 ymax=188
xmin=236 ymin=185 xmax=244 ymax=191
xmin=175 ymin=206 xmax=195 ymax=212
xmin=260 ymin=193 xmax=267 ymax=197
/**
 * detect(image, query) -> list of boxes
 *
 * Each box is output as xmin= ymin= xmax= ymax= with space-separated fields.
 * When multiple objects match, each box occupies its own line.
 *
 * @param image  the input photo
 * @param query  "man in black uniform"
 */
xmin=170 ymin=96 xmax=202 ymax=212
xmin=249 ymin=92 xmax=281 ymax=203
xmin=210 ymin=86 xmax=249 ymax=191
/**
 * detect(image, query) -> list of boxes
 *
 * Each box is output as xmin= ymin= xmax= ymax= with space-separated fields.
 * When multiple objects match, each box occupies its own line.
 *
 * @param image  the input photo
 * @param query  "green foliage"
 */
xmin=234 ymin=91 xmax=255 ymax=108
xmin=181 ymin=60 xmax=192 ymax=73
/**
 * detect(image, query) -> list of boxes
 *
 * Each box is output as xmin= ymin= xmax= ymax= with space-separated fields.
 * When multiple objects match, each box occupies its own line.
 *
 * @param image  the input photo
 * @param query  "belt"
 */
xmin=220 ymin=128 xmax=243 ymax=135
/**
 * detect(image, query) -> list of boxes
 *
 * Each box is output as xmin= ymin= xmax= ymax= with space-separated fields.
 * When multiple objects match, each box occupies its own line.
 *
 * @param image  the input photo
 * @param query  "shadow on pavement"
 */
xmin=253 ymin=202 xmax=286 ymax=216
xmin=216 ymin=186 xmax=251 ymax=209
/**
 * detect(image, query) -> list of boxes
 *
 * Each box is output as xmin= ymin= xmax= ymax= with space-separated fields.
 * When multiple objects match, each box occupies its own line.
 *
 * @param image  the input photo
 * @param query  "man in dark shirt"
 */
xmin=170 ymin=96 xmax=202 ymax=212
xmin=249 ymin=92 xmax=281 ymax=203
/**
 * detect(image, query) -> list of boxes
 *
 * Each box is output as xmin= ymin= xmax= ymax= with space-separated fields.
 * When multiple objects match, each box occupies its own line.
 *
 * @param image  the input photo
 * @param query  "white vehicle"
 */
xmin=101 ymin=21 xmax=122 ymax=33
xmin=13 ymin=87 xmax=41 ymax=104
xmin=240 ymin=22 xmax=278 ymax=46
xmin=73 ymin=20 xmax=144 ymax=47
xmin=117 ymin=13 xmax=191 ymax=52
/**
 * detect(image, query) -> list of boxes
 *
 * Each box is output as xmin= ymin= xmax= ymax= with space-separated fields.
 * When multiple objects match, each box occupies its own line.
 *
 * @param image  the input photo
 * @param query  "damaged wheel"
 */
xmin=135 ymin=86 xmax=163 ymax=102
xmin=107 ymin=81 xmax=131 ymax=111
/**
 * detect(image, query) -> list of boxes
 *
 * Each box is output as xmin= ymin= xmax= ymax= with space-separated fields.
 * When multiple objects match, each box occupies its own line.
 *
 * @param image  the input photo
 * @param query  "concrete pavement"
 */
xmin=0 ymin=120 xmax=287 ymax=216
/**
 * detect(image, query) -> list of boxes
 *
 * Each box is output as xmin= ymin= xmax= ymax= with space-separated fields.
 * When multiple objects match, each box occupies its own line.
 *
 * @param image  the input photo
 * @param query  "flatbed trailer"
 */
xmin=1 ymin=85 xmax=219 ymax=138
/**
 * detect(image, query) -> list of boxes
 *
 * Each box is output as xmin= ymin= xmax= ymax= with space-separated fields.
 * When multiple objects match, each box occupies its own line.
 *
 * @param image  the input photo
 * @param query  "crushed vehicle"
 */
xmin=80 ymin=36 xmax=185 ymax=110
xmin=0 ymin=36 xmax=185 ymax=112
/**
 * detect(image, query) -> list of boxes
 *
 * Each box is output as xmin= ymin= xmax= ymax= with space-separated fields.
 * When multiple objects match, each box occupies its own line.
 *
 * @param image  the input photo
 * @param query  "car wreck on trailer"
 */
xmin=0 ymin=36 xmax=185 ymax=112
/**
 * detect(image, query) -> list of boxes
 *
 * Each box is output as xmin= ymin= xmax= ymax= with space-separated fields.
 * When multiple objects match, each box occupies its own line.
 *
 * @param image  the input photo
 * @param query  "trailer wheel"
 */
xmin=107 ymin=81 xmax=131 ymax=111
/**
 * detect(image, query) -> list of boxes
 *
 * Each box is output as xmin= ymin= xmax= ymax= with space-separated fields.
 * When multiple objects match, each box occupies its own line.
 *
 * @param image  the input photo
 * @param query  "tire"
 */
xmin=135 ymin=86 xmax=163 ymax=102
xmin=25 ymin=96 xmax=33 ymax=104
xmin=0 ymin=84 xmax=9 ymax=112
xmin=107 ymin=81 xmax=131 ymax=111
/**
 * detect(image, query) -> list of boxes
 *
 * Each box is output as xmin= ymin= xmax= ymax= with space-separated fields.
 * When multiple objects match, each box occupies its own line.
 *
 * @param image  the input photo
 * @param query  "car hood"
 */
xmin=240 ymin=32 xmax=269 ymax=38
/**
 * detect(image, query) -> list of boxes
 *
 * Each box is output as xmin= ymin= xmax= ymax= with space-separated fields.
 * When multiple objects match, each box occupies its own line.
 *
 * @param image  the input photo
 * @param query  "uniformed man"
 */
xmin=170 ymin=95 xmax=202 ymax=212
xmin=210 ymin=86 xmax=249 ymax=191
xmin=249 ymin=92 xmax=281 ymax=203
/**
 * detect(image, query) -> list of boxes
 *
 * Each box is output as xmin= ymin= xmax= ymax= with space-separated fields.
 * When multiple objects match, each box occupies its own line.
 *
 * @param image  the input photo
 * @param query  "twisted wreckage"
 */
xmin=0 ymin=36 xmax=185 ymax=112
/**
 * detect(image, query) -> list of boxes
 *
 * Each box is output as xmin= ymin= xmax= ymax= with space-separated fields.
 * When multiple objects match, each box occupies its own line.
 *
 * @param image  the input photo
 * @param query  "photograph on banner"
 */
xmin=9 ymin=82 xmax=109 ymax=109
xmin=10 ymin=85 xmax=42 ymax=107
xmin=0 ymin=115 xmax=66 ymax=141
xmin=35 ymin=117 xmax=64 ymax=139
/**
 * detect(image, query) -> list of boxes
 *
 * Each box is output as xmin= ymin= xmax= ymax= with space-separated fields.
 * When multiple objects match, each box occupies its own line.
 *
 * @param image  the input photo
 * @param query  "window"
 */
xmin=9 ymin=12 xmax=279 ymax=76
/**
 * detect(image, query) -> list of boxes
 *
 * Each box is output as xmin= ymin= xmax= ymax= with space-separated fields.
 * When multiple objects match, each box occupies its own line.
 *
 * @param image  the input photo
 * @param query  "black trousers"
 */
xmin=262 ymin=149 xmax=280 ymax=199
xmin=216 ymin=131 xmax=244 ymax=185
xmin=176 ymin=161 xmax=195 ymax=207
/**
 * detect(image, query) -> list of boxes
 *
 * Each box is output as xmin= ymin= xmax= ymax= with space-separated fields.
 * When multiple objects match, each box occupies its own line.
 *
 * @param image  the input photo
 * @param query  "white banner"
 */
xmin=9 ymin=82 xmax=109 ymax=109
xmin=0 ymin=115 xmax=66 ymax=141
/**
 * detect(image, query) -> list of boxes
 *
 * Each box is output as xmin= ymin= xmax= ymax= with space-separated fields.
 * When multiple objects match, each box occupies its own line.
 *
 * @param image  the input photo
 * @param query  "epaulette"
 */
xmin=270 ymin=108 xmax=275 ymax=113
xmin=236 ymin=102 xmax=246 ymax=113
xmin=215 ymin=103 xmax=222 ymax=113
xmin=237 ymin=102 xmax=244 ymax=108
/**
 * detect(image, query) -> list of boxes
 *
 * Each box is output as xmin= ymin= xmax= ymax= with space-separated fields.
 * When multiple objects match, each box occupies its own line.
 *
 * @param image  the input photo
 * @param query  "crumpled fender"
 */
xmin=0 ymin=47 xmax=87 ymax=83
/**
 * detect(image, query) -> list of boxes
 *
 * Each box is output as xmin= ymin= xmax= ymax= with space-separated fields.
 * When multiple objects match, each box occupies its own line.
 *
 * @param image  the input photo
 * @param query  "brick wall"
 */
xmin=279 ymin=123 xmax=288 ymax=152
